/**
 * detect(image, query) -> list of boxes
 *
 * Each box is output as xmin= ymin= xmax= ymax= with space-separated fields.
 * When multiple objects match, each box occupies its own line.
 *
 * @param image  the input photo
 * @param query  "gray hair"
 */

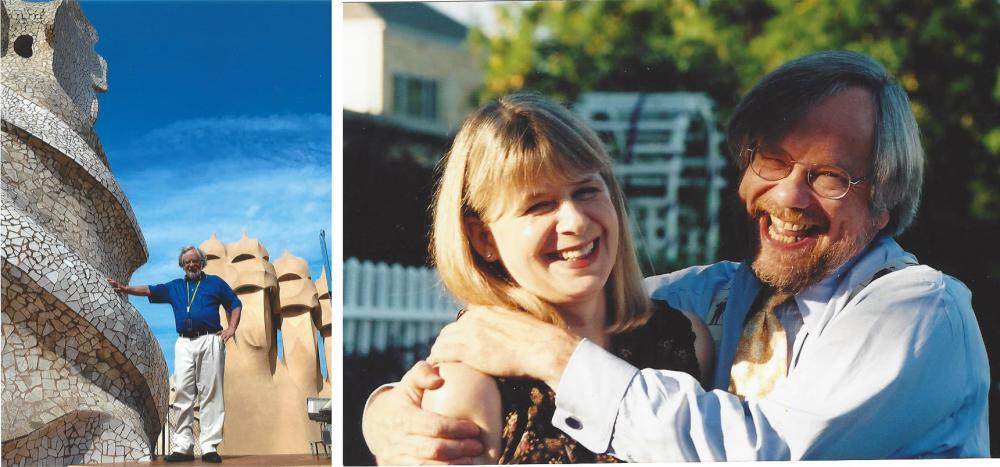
xmin=727 ymin=50 xmax=923 ymax=237
xmin=177 ymin=246 xmax=207 ymax=267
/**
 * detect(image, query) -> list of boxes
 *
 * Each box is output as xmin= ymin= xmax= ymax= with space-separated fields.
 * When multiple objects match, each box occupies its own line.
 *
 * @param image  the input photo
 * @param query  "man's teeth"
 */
xmin=768 ymin=214 xmax=808 ymax=232
xmin=559 ymin=241 xmax=595 ymax=260
xmin=768 ymin=224 xmax=802 ymax=244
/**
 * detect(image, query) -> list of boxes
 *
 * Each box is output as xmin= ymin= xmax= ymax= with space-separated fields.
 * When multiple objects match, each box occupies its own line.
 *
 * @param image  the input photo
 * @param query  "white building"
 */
xmin=343 ymin=2 xmax=483 ymax=137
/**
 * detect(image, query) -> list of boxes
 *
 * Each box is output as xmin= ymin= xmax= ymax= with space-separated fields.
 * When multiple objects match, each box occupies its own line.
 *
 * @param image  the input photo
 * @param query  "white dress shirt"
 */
xmin=551 ymin=236 xmax=990 ymax=460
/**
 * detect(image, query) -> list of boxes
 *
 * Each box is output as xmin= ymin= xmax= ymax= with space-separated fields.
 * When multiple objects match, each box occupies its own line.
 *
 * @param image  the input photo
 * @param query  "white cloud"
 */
xmin=108 ymin=113 xmax=331 ymax=172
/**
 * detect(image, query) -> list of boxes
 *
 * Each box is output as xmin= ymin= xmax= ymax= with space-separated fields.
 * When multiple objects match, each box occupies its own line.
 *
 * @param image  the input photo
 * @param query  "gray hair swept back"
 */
xmin=177 ymin=245 xmax=207 ymax=267
xmin=727 ymin=50 xmax=924 ymax=236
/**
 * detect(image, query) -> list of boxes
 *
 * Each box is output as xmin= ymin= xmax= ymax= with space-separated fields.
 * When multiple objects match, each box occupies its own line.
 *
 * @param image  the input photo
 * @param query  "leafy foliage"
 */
xmin=474 ymin=0 xmax=999 ymax=223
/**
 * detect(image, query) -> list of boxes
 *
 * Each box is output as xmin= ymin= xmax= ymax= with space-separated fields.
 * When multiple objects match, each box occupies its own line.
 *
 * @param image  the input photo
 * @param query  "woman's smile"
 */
xmin=481 ymin=173 xmax=618 ymax=307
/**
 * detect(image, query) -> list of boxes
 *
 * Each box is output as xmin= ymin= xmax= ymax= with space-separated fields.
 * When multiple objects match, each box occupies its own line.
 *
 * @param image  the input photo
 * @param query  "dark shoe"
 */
xmin=202 ymin=451 xmax=223 ymax=463
xmin=164 ymin=451 xmax=194 ymax=462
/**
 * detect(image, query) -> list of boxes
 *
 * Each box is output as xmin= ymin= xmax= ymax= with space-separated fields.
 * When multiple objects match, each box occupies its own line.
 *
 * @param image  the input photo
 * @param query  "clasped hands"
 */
xmin=363 ymin=305 xmax=581 ymax=465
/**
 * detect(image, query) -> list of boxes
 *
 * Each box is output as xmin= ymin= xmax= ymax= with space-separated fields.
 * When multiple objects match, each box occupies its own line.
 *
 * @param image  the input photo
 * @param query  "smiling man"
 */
xmin=361 ymin=51 xmax=990 ymax=462
xmin=108 ymin=246 xmax=241 ymax=463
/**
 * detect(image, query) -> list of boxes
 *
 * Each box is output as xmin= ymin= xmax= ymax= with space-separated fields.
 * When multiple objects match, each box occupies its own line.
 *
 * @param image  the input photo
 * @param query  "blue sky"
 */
xmin=82 ymin=0 xmax=332 ymax=375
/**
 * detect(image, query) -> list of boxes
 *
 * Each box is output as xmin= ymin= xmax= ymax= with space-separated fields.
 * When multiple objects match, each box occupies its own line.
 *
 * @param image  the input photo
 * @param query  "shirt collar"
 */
xmin=792 ymin=235 xmax=912 ymax=331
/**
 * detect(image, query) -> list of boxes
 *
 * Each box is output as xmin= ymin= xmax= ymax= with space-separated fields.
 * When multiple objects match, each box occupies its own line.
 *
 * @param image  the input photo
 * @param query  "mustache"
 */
xmin=749 ymin=198 xmax=829 ymax=229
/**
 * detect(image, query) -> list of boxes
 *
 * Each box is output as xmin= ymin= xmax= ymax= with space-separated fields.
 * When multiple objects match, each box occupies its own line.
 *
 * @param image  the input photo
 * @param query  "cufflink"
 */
xmin=565 ymin=416 xmax=582 ymax=430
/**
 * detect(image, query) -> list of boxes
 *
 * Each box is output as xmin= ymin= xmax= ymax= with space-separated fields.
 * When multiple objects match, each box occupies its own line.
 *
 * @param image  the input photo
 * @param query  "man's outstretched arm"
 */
xmin=362 ymin=361 xmax=484 ymax=465
xmin=107 ymin=278 xmax=151 ymax=297
xmin=424 ymin=286 xmax=986 ymax=461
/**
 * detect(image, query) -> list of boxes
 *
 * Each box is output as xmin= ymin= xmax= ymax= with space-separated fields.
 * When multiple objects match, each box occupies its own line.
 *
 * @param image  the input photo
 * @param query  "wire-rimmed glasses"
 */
xmin=747 ymin=143 xmax=868 ymax=200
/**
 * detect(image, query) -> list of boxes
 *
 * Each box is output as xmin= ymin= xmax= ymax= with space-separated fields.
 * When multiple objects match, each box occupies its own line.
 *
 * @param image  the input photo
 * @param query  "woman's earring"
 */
xmin=485 ymin=251 xmax=493 ymax=260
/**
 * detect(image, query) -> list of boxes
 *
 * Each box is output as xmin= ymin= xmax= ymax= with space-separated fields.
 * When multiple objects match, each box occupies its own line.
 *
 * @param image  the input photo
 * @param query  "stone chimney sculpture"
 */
xmin=176 ymin=232 xmax=331 ymax=455
xmin=314 ymin=266 xmax=333 ymax=393
xmin=1 ymin=0 xmax=168 ymax=464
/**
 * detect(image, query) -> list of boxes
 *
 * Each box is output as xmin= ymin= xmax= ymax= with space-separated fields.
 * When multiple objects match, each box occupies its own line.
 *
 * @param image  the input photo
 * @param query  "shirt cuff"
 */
xmin=552 ymin=338 xmax=639 ymax=453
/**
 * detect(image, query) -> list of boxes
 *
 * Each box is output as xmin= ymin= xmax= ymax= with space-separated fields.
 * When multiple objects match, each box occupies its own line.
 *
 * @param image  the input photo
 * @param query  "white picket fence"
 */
xmin=343 ymin=258 xmax=461 ymax=361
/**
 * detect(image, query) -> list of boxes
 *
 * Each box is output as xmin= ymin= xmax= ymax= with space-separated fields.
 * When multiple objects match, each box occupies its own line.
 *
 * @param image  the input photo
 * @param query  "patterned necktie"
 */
xmin=728 ymin=291 xmax=793 ymax=400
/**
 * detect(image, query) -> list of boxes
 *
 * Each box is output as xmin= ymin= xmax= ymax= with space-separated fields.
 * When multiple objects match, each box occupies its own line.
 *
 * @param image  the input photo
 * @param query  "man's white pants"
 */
xmin=173 ymin=334 xmax=225 ymax=454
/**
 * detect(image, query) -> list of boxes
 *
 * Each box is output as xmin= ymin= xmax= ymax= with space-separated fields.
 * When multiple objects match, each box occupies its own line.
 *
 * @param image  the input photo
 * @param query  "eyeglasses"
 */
xmin=747 ymin=143 xmax=868 ymax=200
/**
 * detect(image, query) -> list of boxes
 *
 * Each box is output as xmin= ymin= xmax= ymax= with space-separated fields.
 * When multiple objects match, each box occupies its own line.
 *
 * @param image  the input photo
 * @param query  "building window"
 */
xmin=393 ymin=74 xmax=438 ymax=121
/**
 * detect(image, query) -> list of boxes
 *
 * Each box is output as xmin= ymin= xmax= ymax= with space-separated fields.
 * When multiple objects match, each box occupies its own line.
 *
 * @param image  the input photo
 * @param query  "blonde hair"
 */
xmin=431 ymin=93 xmax=651 ymax=333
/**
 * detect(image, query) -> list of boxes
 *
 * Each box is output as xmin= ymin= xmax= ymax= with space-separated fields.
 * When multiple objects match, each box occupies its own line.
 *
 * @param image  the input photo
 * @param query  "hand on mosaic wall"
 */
xmin=106 ymin=277 xmax=127 ymax=293
xmin=106 ymin=277 xmax=150 ymax=297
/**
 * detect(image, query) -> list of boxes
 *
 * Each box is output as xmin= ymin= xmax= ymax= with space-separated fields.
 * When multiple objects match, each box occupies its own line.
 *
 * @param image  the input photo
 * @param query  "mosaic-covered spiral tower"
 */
xmin=1 ymin=0 xmax=168 ymax=464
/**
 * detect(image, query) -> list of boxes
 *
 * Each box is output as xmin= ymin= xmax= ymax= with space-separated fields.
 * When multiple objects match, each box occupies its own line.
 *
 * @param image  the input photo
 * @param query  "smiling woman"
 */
xmin=420 ymin=93 xmax=715 ymax=464
xmin=431 ymin=93 xmax=645 ymax=333
xmin=466 ymin=172 xmax=619 ymax=310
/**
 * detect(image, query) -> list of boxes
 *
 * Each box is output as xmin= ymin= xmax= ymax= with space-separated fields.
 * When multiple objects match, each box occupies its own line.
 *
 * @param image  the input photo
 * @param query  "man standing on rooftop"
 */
xmin=108 ymin=245 xmax=241 ymax=463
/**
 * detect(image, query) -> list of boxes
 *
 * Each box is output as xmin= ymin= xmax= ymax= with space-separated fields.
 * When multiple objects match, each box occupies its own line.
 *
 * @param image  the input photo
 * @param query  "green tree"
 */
xmin=471 ymin=0 xmax=747 ymax=108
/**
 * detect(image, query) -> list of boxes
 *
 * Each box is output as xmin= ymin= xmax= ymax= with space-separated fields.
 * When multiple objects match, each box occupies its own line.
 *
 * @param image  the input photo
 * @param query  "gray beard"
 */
xmin=749 ymin=221 xmax=879 ymax=296
xmin=751 ymin=236 xmax=859 ymax=295
xmin=185 ymin=270 xmax=203 ymax=280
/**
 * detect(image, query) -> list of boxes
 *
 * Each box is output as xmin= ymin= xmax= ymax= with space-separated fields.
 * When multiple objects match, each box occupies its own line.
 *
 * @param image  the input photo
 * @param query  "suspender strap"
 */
xmin=705 ymin=256 xmax=918 ymax=350
xmin=844 ymin=256 xmax=919 ymax=304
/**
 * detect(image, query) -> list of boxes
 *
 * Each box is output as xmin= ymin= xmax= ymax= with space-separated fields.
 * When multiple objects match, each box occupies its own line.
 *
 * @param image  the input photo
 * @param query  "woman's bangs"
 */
xmin=465 ymin=105 xmax=610 ymax=218
xmin=491 ymin=142 xmax=606 ymax=217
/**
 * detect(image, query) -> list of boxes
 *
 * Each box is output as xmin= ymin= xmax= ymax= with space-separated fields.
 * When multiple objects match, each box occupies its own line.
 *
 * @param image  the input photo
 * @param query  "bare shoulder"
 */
xmin=423 ymin=363 xmax=500 ymax=416
xmin=422 ymin=363 xmax=503 ymax=462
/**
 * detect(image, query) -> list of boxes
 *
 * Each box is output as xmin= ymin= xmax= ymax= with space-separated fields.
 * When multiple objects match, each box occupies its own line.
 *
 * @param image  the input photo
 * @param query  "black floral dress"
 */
xmin=495 ymin=301 xmax=700 ymax=463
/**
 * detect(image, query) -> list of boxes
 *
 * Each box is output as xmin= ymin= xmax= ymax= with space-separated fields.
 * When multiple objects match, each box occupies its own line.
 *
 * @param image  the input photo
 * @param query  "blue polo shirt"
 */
xmin=149 ymin=273 xmax=241 ymax=333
